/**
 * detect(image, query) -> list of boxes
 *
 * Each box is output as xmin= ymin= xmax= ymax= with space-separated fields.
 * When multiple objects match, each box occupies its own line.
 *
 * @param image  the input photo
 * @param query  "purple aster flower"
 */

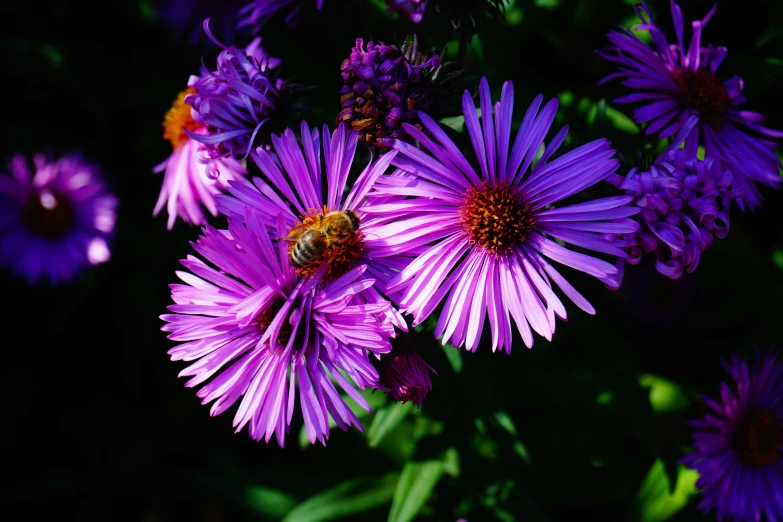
xmin=156 ymin=0 xmax=245 ymax=45
xmin=604 ymin=118 xmax=737 ymax=285
xmin=0 ymin=153 xmax=116 ymax=283
xmin=162 ymin=213 xmax=395 ymax=446
xmin=218 ymin=121 xmax=408 ymax=330
xmin=387 ymin=0 xmax=428 ymax=23
xmin=682 ymin=350 xmax=783 ymax=522
xmin=339 ymin=37 xmax=460 ymax=149
xmin=366 ymin=78 xmax=639 ymax=353
xmin=186 ymin=22 xmax=293 ymax=177
xmin=379 ymin=349 xmax=435 ymax=407
xmin=238 ymin=0 xmax=323 ymax=32
xmin=598 ymin=1 xmax=783 ymax=210
xmin=153 ymin=81 xmax=248 ymax=230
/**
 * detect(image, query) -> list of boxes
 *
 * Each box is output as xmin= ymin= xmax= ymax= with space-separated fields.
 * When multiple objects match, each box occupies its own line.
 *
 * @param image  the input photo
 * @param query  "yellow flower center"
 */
xmin=163 ymin=88 xmax=200 ymax=150
xmin=459 ymin=182 xmax=535 ymax=255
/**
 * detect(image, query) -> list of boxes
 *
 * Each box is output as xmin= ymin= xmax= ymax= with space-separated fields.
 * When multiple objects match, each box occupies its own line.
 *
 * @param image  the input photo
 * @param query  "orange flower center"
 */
xmin=287 ymin=206 xmax=365 ymax=281
xmin=459 ymin=182 xmax=535 ymax=255
xmin=163 ymin=88 xmax=200 ymax=150
xmin=673 ymin=69 xmax=731 ymax=129
xmin=733 ymin=408 xmax=783 ymax=467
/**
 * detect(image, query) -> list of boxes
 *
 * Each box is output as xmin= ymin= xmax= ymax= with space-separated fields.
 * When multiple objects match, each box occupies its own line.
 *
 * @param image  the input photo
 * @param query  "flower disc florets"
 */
xmin=338 ymin=36 xmax=459 ymax=149
xmin=459 ymin=182 xmax=535 ymax=255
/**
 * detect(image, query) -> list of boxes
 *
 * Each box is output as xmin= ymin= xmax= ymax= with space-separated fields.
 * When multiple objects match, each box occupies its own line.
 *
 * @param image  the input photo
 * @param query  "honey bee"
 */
xmin=287 ymin=210 xmax=360 ymax=268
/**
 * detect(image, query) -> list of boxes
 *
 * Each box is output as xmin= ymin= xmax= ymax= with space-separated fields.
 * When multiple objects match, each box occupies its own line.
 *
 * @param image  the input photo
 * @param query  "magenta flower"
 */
xmin=218 ymin=122 xmax=408 ymax=330
xmin=387 ymin=0 xmax=428 ymax=23
xmin=153 ymin=81 xmax=248 ymax=230
xmin=162 ymin=213 xmax=395 ymax=446
xmin=604 ymin=118 xmax=737 ymax=284
xmin=598 ymin=1 xmax=783 ymax=210
xmin=379 ymin=350 xmax=435 ymax=407
xmin=238 ymin=0 xmax=323 ymax=32
xmin=0 ymin=153 xmax=116 ymax=283
xmin=338 ymin=37 xmax=459 ymax=149
xmin=682 ymin=350 xmax=783 ymax=522
xmin=367 ymin=78 xmax=639 ymax=353
xmin=186 ymin=24 xmax=291 ymax=177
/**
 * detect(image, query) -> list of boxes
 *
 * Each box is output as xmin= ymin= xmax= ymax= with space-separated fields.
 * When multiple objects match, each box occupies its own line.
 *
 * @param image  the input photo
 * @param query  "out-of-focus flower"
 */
xmin=339 ymin=36 xmax=460 ymax=149
xmin=366 ymin=78 xmax=639 ymax=353
xmin=217 ymin=122 xmax=407 ymax=330
xmin=0 ymin=153 xmax=116 ymax=283
xmin=379 ymin=349 xmax=435 ymax=407
xmin=156 ymin=0 xmax=245 ymax=45
xmin=387 ymin=0 xmax=428 ymax=23
xmin=186 ymin=22 xmax=295 ymax=177
xmin=598 ymin=1 xmax=783 ymax=210
xmin=604 ymin=118 xmax=737 ymax=284
xmin=153 ymin=83 xmax=247 ymax=230
xmin=162 ymin=215 xmax=395 ymax=447
xmin=238 ymin=0 xmax=323 ymax=32
xmin=682 ymin=350 xmax=783 ymax=522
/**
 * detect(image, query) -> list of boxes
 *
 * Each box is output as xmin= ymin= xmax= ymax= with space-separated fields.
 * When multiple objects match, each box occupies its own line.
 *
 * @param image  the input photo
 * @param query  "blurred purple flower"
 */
xmin=682 ymin=350 xmax=783 ymax=522
xmin=162 ymin=214 xmax=395 ymax=446
xmin=156 ymin=0 xmax=244 ymax=45
xmin=604 ymin=118 xmax=737 ymax=285
xmin=186 ymin=23 xmax=291 ymax=177
xmin=339 ymin=37 xmax=459 ymax=149
xmin=366 ymin=78 xmax=639 ymax=353
xmin=153 ymin=82 xmax=248 ymax=230
xmin=379 ymin=350 xmax=435 ymax=407
xmin=218 ymin=122 xmax=407 ymax=331
xmin=387 ymin=0 xmax=428 ymax=23
xmin=238 ymin=0 xmax=323 ymax=32
xmin=0 ymin=153 xmax=116 ymax=283
xmin=598 ymin=1 xmax=783 ymax=210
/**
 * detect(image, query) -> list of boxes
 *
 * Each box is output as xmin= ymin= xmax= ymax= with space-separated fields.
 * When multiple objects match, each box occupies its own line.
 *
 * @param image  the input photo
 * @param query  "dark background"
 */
xmin=2 ymin=0 xmax=782 ymax=520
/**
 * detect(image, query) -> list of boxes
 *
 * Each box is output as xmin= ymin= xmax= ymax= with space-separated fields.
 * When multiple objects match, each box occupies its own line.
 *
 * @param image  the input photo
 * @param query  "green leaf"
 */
xmin=367 ymin=401 xmax=415 ymax=448
xmin=439 ymin=115 xmax=466 ymax=133
xmin=246 ymin=486 xmax=298 ymax=519
xmin=282 ymin=473 xmax=399 ymax=522
xmin=606 ymin=106 xmax=639 ymax=134
xmin=773 ymin=248 xmax=783 ymax=272
xmin=442 ymin=342 xmax=464 ymax=373
xmin=299 ymin=387 xmax=388 ymax=448
xmin=638 ymin=374 xmax=691 ymax=414
xmin=630 ymin=458 xmax=699 ymax=522
xmin=388 ymin=461 xmax=445 ymax=522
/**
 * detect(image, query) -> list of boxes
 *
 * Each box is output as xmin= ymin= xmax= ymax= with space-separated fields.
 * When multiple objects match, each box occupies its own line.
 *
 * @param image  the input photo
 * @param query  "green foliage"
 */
xmin=282 ymin=474 xmax=400 ymax=522
xmin=638 ymin=374 xmax=692 ymax=414
xmin=368 ymin=401 xmax=416 ymax=448
xmin=388 ymin=461 xmax=445 ymax=522
xmin=630 ymin=459 xmax=700 ymax=522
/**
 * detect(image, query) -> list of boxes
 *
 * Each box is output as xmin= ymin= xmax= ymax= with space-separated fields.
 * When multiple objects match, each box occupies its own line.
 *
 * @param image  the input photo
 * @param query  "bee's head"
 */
xmin=344 ymin=209 xmax=360 ymax=230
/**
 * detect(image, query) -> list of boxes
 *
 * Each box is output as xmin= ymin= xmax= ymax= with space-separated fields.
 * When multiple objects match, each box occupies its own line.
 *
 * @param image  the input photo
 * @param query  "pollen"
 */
xmin=733 ymin=408 xmax=782 ymax=468
xmin=673 ymin=69 xmax=731 ymax=129
xmin=163 ymin=87 xmax=200 ymax=150
xmin=287 ymin=206 xmax=365 ymax=281
xmin=459 ymin=182 xmax=535 ymax=255
xmin=256 ymin=298 xmax=292 ymax=349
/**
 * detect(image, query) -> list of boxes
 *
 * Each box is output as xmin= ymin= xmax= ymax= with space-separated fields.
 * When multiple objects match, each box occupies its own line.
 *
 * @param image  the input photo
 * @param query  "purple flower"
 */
xmin=218 ymin=122 xmax=407 ymax=330
xmin=604 ymin=118 xmax=737 ymax=284
xmin=387 ymin=0 xmax=428 ymax=23
xmin=0 ymin=153 xmax=116 ymax=283
xmin=365 ymin=78 xmax=639 ymax=353
xmin=682 ymin=350 xmax=783 ymax=522
xmin=162 ymin=214 xmax=395 ymax=446
xmin=186 ymin=23 xmax=291 ymax=177
xmin=153 ymin=83 xmax=248 ymax=230
xmin=598 ymin=1 xmax=783 ymax=210
xmin=379 ymin=350 xmax=435 ymax=407
xmin=339 ymin=37 xmax=459 ymax=149
xmin=238 ymin=0 xmax=323 ymax=32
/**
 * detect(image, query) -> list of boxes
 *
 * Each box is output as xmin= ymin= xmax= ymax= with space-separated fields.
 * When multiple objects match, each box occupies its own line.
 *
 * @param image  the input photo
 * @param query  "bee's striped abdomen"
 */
xmin=291 ymin=230 xmax=327 ymax=267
